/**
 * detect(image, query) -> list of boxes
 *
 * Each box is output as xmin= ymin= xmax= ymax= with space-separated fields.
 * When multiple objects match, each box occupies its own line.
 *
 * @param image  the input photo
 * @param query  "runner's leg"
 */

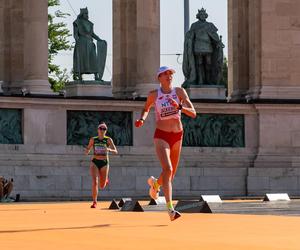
xmin=99 ymin=165 xmax=109 ymax=189
xmin=90 ymin=162 xmax=99 ymax=206
xmin=170 ymin=140 xmax=183 ymax=181
xmin=154 ymin=139 xmax=172 ymax=204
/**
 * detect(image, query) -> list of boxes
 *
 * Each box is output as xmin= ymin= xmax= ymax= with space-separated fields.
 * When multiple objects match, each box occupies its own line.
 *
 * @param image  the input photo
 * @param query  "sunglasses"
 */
xmin=98 ymin=127 xmax=107 ymax=131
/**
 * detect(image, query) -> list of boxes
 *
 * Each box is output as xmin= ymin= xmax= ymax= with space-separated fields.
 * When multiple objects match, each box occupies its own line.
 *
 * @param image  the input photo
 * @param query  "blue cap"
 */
xmin=156 ymin=66 xmax=176 ymax=77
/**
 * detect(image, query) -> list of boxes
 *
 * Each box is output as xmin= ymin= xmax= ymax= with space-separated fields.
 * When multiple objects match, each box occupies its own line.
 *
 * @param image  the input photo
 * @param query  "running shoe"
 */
xmin=90 ymin=201 xmax=97 ymax=208
xmin=147 ymin=176 xmax=160 ymax=200
xmin=168 ymin=209 xmax=181 ymax=221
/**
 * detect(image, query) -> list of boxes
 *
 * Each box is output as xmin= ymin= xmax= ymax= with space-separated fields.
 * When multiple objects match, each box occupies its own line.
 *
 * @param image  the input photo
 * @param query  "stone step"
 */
xmin=0 ymin=145 xmax=157 ymax=155
xmin=0 ymin=152 xmax=254 ymax=160
xmin=0 ymin=159 xmax=252 ymax=169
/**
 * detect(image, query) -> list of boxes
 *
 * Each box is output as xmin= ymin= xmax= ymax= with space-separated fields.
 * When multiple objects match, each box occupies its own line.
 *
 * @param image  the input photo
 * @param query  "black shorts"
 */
xmin=92 ymin=158 xmax=108 ymax=169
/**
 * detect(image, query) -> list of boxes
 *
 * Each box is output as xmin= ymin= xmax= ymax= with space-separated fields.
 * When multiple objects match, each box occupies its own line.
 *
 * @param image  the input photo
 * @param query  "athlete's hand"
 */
xmin=167 ymin=98 xmax=179 ymax=109
xmin=84 ymin=147 xmax=90 ymax=155
xmin=135 ymin=119 xmax=144 ymax=128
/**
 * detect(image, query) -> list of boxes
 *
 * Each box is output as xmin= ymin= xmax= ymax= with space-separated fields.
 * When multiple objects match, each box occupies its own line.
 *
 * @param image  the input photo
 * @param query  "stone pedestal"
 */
xmin=186 ymin=85 xmax=226 ymax=100
xmin=65 ymin=81 xmax=112 ymax=97
xmin=258 ymin=86 xmax=300 ymax=100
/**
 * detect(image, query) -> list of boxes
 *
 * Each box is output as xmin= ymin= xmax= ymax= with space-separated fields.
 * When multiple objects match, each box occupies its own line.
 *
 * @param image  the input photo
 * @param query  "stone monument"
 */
xmin=182 ymin=8 xmax=226 ymax=100
xmin=65 ymin=7 xmax=112 ymax=97
xmin=2 ymin=0 xmax=300 ymax=200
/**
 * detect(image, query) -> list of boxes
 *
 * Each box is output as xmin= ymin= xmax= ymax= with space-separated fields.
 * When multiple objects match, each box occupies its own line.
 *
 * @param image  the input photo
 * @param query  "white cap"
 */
xmin=98 ymin=123 xmax=107 ymax=129
xmin=156 ymin=66 xmax=176 ymax=78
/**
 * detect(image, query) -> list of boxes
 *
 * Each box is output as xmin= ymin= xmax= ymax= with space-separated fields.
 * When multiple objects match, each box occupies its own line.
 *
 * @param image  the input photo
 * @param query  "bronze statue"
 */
xmin=182 ymin=8 xmax=224 ymax=87
xmin=73 ymin=7 xmax=107 ymax=81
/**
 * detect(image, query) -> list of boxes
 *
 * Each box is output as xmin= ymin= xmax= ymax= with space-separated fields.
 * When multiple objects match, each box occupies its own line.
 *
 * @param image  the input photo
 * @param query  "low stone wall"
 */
xmin=0 ymin=144 xmax=253 ymax=200
xmin=248 ymin=168 xmax=300 ymax=196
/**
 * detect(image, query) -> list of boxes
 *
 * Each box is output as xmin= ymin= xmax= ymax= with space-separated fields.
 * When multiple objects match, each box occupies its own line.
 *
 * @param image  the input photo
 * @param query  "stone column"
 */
xmin=0 ymin=0 xmax=13 ymax=92
xmin=112 ymin=0 xmax=137 ymax=98
xmin=228 ymin=0 xmax=249 ymax=101
xmin=6 ymin=0 xmax=25 ymax=94
xmin=22 ymin=0 xmax=51 ymax=94
xmin=258 ymin=0 xmax=300 ymax=99
xmin=247 ymin=0 xmax=261 ymax=100
xmin=0 ymin=1 xmax=4 ymax=86
xmin=112 ymin=0 xmax=160 ymax=98
xmin=135 ymin=0 xmax=160 ymax=97
xmin=0 ymin=2 xmax=4 ymax=94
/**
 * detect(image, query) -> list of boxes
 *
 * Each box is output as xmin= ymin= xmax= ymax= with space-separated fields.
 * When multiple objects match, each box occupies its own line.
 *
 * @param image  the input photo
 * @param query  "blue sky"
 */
xmin=50 ymin=0 xmax=227 ymax=85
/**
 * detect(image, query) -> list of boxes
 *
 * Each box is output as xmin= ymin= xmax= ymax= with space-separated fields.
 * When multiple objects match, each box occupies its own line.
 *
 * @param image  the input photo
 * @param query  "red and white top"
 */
xmin=155 ymin=88 xmax=181 ymax=121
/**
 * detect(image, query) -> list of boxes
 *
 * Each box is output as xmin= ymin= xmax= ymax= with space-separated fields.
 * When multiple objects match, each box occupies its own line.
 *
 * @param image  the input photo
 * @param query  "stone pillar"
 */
xmin=247 ymin=0 xmax=261 ymax=100
xmin=112 ymin=0 xmax=137 ymax=98
xmin=6 ymin=0 xmax=24 ymax=93
xmin=0 ymin=1 xmax=4 ymax=84
xmin=22 ymin=0 xmax=51 ymax=94
xmin=0 ymin=0 xmax=13 ymax=92
xmin=0 ymin=0 xmax=3 ymax=93
xmin=135 ymin=0 xmax=160 ymax=97
xmin=258 ymin=0 xmax=300 ymax=99
xmin=228 ymin=0 xmax=249 ymax=101
xmin=112 ymin=0 xmax=160 ymax=98
xmin=229 ymin=0 xmax=300 ymax=101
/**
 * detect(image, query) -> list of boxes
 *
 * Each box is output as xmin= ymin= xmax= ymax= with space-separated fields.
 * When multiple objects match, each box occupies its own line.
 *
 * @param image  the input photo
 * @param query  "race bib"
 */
xmin=159 ymin=96 xmax=179 ymax=118
xmin=94 ymin=146 xmax=107 ymax=155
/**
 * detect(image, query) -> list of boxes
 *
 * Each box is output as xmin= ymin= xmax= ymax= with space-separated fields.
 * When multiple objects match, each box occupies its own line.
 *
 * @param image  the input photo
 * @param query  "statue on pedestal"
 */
xmin=182 ymin=8 xmax=224 ymax=88
xmin=73 ymin=7 xmax=107 ymax=82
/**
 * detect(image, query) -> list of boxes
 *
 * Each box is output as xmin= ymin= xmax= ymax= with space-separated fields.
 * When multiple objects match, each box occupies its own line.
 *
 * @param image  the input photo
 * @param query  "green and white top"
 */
xmin=93 ymin=136 xmax=110 ymax=157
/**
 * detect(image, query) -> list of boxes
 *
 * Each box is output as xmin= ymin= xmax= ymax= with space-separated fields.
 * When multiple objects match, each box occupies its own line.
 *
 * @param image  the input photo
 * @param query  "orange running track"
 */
xmin=0 ymin=201 xmax=299 ymax=250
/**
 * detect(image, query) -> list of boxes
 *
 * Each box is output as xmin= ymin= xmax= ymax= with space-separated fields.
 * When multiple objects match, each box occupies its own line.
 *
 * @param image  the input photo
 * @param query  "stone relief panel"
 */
xmin=67 ymin=111 xmax=132 ymax=146
xmin=0 ymin=109 xmax=23 ymax=144
xmin=182 ymin=114 xmax=244 ymax=147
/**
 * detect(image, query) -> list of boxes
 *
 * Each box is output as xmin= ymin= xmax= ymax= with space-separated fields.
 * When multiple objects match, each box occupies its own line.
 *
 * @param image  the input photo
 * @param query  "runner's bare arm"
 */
xmin=135 ymin=90 xmax=156 ymax=127
xmin=107 ymin=138 xmax=118 ymax=154
xmin=140 ymin=90 xmax=156 ymax=120
xmin=85 ymin=138 xmax=94 ymax=155
xmin=177 ymin=88 xmax=197 ymax=118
